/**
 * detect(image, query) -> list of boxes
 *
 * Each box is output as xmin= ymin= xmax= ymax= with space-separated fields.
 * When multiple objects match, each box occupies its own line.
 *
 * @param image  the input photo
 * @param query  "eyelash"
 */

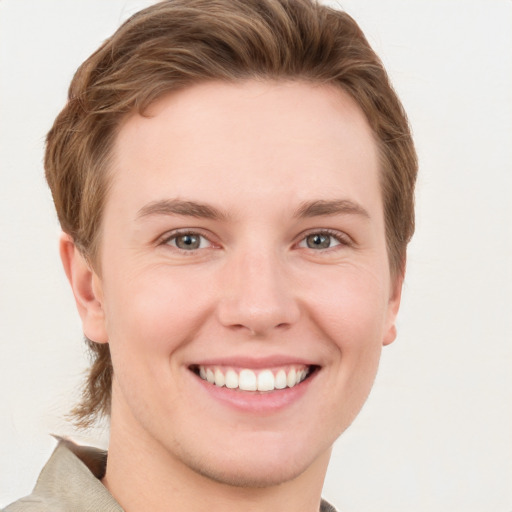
xmin=297 ymin=229 xmax=352 ymax=251
xmin=160 ymin=229 xmax=215 ymax=253
xmin=159 ymin=228 xmax=352 ymax=253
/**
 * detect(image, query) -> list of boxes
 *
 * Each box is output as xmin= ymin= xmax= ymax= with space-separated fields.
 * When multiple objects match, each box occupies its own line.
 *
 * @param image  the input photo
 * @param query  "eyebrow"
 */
xmin=136 ymin=198 xmax=370 ymax=222
xmin=136 ymin=199 xmax=230 ymax=221
xmin=294 ymin=199 xmax=370 ymax=219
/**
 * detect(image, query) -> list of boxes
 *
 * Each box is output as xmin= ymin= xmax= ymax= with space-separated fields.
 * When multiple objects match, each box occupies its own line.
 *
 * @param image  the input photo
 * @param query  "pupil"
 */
xmin=307 ymin=234 xmax=330 ymax=249
xmin=177 ymin=234 xmax=199 ymax=249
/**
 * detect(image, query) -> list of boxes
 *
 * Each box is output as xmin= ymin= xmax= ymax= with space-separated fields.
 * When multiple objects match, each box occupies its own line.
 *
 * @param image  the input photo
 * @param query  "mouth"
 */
xmin=189 ymin=364 xmax=319 ymax=392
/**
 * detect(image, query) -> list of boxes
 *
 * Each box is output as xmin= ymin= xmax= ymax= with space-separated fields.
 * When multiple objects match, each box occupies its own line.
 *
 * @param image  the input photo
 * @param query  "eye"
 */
xmin=298 ymin=231 xmax=344 ymax=250
xmin=164 ymin=231 xmax=212 ymax=251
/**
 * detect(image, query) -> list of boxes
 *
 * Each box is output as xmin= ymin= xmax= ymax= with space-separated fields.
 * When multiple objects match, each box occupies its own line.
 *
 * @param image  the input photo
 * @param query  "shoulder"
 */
xmin=320 ymin=498 xmax=339 ymax=512
xmin=3 ymin=438 xmax=121 ymax=512
xmin=2 ymin=496 xmax=53 ymax=512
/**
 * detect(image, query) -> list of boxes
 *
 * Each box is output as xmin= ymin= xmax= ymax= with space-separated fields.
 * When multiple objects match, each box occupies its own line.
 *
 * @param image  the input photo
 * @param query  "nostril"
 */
xmin=215 ymin=259 xmax=301 ymax=330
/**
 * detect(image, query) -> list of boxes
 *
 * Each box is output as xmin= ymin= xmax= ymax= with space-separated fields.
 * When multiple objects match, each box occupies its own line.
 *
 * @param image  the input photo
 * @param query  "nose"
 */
xmin=216 ymin=249 xmax=300 ymax=336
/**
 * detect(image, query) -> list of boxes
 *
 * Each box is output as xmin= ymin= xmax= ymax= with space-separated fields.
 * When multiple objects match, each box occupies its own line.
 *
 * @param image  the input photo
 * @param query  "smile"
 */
xmin=192 ymin=365 xmax=313 ymax=392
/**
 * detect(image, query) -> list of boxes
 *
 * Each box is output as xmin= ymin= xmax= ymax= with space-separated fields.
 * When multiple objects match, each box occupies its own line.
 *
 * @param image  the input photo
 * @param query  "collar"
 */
xmin=9 ymin=437 xmax=123 ymax=511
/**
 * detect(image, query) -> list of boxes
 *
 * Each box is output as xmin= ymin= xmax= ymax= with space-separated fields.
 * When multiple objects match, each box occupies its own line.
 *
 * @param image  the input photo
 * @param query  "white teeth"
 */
xmin=257 ymin=370 xmax=275 ymax=391
xmin=196 ymin=365 xmax=311 ymax=392
xmin=239 ymin=369 xmax=257 ymax=391
xmin=214 ymin=368 xmax=225 ymax=387
xmin=275 ymin=369 xmax=287 ymax=389
xmin=286 ymin=368 xmax=296 ymax=388
xmin=225 ymin=369 xmax=239 ymax=389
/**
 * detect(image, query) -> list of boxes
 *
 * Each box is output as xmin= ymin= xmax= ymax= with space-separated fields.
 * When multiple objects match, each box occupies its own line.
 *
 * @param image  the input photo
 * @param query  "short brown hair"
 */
xmin=45 ymin=0 xmax=417 ymax=427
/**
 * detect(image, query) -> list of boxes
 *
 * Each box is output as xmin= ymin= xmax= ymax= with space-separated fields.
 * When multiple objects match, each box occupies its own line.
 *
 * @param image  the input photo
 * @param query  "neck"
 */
xmin=103 ymin=412 xmax=330 ymax=512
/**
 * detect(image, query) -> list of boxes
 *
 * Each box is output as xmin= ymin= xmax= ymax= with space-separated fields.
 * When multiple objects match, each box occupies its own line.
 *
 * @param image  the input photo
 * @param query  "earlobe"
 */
xmin=383 ymin=323 xmax=397 ymax=346
xmin=59 ymin=233 xmax=108 ymax=344
xmin=382 ymin=274 xmax=404 ymax=347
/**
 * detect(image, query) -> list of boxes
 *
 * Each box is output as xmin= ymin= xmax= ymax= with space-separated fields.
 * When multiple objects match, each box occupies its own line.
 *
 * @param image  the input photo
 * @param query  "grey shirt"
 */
xmin=4 ymin=439 xmax=338 ymax=512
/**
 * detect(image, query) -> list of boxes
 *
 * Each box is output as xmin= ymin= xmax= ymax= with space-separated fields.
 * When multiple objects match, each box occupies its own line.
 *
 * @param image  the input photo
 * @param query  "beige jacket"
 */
xmin=4 ymin=440 xmax=337 ymax=512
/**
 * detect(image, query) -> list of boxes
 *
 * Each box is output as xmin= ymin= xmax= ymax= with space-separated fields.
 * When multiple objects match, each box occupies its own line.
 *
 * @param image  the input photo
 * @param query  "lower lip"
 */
xmin=191 ymin=370 xmax=318 ymax=414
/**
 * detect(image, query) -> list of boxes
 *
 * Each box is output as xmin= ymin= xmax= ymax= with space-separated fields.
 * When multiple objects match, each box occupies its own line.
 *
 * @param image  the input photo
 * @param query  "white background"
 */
xmin=1 ymin=1 xmax=511 ymax=510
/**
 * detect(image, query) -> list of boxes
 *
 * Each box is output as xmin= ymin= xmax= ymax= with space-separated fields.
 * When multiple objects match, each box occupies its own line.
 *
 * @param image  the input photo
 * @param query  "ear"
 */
xmin=382 ymin=273 xmax=404 ymax=346
xmin=59 ymin=233 xmax=108 ymax=344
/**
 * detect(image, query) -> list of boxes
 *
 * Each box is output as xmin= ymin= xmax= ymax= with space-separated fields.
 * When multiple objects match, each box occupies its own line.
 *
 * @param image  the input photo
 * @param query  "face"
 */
xmin=76 ymin=80 xmax=401 ymax=487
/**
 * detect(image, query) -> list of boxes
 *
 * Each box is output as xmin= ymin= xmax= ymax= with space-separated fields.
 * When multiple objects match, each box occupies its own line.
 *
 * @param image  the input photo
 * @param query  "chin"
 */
xmin=170 ymin=432 xmax=332 ymax=489
xmin=185 ymin=453 xmax=317 ymax=489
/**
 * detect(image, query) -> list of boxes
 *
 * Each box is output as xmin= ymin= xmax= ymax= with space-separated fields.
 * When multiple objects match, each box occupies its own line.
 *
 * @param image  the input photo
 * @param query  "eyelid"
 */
xmin=158 ymin=228 xmax=219 ymax=250
xmin=156 ymin=227 xmax=353 ymax=252
xmin=295 ymin=228 xmax=354 ymax=249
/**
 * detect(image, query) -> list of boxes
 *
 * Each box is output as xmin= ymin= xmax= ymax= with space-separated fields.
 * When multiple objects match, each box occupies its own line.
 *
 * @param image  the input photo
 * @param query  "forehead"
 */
xmin=109 ymin=80 xmax=380 ymax=217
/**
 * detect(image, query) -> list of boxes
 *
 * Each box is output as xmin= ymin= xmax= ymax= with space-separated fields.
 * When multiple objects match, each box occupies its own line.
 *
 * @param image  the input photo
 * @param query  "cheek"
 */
xmin=102 ymin=270 xmax=213 ymax=418
xmin=102 ymin=267 xmax=215 ymax=361
xmin=311 ymin=271 xmax=388 ymax=424
xmin=306 ymin=266 xmax=390 ymax=350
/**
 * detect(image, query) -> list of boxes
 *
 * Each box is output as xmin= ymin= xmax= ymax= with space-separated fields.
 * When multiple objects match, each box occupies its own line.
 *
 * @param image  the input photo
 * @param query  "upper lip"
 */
xmin=187 ymin=355 xmax=319 ymax=369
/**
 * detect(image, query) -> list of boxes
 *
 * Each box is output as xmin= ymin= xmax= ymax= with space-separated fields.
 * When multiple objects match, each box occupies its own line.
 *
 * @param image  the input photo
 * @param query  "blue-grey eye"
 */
xmin=167 ymin=233 xmax=210 ymax=250
xmin=300 ymin=233 xmax=341 ymax=249
xmin=176 ymin=234 xmax=200 ymax=249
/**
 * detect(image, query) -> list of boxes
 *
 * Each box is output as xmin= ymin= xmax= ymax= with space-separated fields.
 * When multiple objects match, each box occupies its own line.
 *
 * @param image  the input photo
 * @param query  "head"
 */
xmin=46 ymin=0 xmax=417 ymax=436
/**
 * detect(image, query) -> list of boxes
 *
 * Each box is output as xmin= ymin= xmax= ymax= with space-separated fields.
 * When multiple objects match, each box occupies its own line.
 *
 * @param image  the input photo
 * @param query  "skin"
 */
xmin=61 ymin=80 xmax=402 ymax=512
